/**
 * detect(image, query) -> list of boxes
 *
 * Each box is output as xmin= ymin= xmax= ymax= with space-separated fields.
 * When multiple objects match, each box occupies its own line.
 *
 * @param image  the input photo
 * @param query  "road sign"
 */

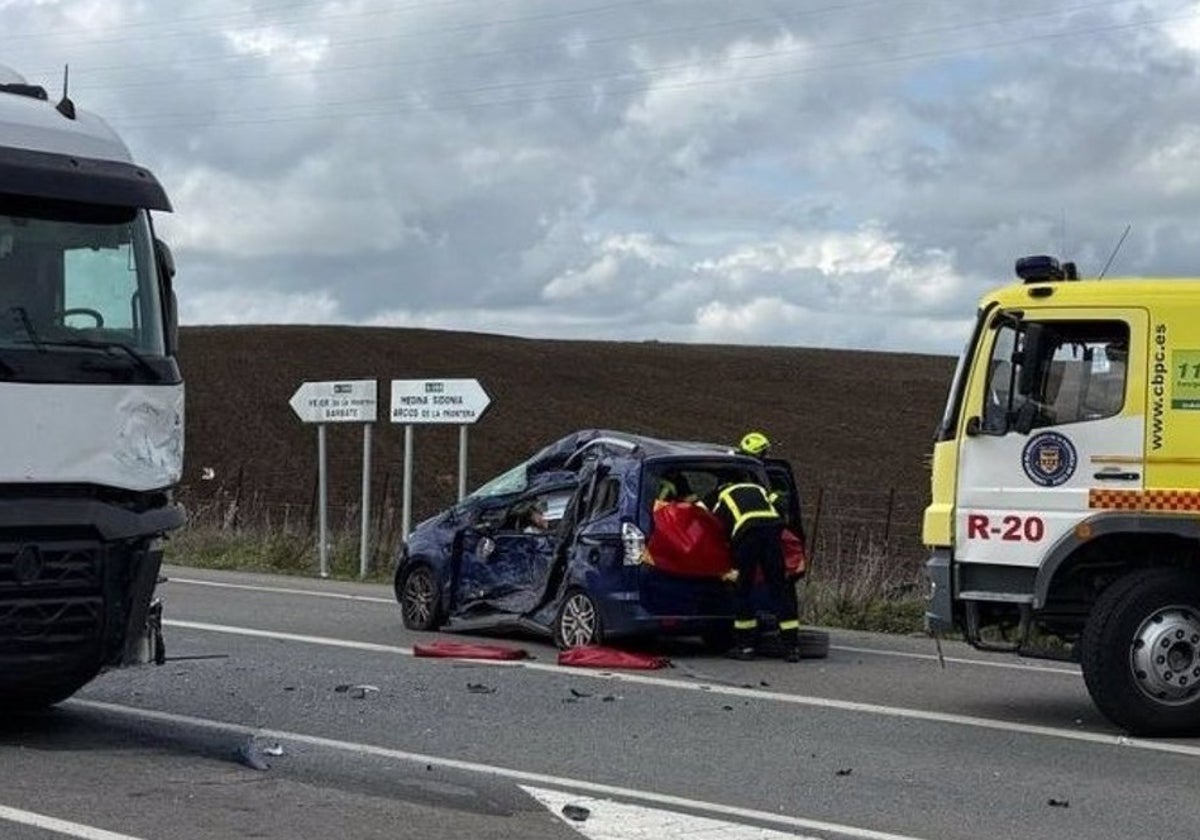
xmin=289 ymin=380 xmax=378 ymax=424
xmin=389 ymin=378 xmax=491 ymax=424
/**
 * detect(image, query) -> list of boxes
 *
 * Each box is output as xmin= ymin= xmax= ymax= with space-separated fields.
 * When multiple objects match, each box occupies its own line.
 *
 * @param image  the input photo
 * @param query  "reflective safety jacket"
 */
xmin=709 ymin=482 xmax=781 ymax=540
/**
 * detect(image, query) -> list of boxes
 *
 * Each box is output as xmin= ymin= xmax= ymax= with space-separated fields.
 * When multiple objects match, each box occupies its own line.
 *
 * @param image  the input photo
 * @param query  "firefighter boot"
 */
xmin=725 ymin=626 xmax=756 ymax=661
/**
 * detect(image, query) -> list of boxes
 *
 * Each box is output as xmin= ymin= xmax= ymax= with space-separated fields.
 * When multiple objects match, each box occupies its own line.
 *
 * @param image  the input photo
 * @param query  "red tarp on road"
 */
xmin=557 ymin=646 xmax=670 ymax=670
xmin=412 ymin=641 xmax=529 ymax=660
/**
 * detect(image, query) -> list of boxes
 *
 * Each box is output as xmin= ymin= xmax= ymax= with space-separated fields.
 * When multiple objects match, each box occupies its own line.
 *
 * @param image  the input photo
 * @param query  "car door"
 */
xmin=452 ymin=484 xmax=574 ymax=616
xmin=954 ymin=308 xmax=1148 ymax=581
xmin=763 ymin=458 xmax=805 ymax=543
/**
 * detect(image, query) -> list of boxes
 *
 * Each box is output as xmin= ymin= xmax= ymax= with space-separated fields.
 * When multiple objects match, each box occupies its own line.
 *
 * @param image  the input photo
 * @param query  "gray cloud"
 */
xmin=4 ymin=0 xmax=1198 ymax=353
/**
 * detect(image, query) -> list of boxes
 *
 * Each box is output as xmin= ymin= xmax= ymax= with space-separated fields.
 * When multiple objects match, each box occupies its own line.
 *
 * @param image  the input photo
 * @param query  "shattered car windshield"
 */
xmin=464 ymin=460 xmax=529 ymax=500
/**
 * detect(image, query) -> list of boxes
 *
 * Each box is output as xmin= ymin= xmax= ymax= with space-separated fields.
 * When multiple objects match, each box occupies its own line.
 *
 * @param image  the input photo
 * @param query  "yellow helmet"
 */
xmin=738 ymin=431 xmax=771 ymax=457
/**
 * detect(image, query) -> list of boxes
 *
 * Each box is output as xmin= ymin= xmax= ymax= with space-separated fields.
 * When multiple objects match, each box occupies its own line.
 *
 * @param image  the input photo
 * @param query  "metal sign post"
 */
xmin=360 ymin=423 xmax=372 ymax=579
xmin=458 ymin=425 xmax=469 ymax=501
xmin=289 ymin=379 xmax=378 ymax=579
xmin=317 ymin=423 xmax=328 ymax=577
xmin=389 ymin=378 xmax=492 ymax=537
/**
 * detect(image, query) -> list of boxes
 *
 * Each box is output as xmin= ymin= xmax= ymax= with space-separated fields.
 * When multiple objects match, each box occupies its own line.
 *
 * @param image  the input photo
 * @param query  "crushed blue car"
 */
xmin=392 ymin=429 xmax=810 ymax=650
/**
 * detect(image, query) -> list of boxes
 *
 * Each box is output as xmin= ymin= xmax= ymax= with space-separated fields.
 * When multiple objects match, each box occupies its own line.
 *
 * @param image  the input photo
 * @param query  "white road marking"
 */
xmin=523 ymin=785 xmax=825 ymax=840
xmin=164 ymin=576 xmax=1077 ymax=676
xmin=166 ymin=577 xmax=394 ymax=604
xmin=70 ymin=699 xmax=930 ymax=840
xmin=163 ymin=619 xmax=1200 ymax=757
xmin=830 ymin=644 xmax=1079 ymax=676
xmin=0 ymin=804 xmax=147 ymax=840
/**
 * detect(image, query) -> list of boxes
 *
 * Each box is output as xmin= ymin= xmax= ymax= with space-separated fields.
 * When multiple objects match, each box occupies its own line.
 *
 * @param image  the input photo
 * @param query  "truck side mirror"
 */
xmin=154 ymin=238 xmax=176 ymax=281
xmin=155 ymin=238 xmax=178 ymax=356
xmin=1016 ymin=323 xmax=1046 ymax=397
xmin=1012 ymin=400 xmax=1039 ymax=435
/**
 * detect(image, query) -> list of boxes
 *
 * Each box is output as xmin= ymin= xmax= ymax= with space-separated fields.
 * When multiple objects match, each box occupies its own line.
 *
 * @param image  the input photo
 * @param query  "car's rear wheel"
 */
xmin=399 ymin=565 xmax=442 ymax=631
xmin=555 ymin=589 xmax=603 ymax=649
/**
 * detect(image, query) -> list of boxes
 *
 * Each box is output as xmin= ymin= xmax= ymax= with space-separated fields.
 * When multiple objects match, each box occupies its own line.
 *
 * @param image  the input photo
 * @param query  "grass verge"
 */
xmin=166 ymin=523 xmax=927 ymax=634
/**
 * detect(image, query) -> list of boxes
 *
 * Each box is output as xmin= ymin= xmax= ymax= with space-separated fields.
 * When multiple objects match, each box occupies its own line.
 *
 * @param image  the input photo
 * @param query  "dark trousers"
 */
xmin=732 ymin=524 xmax=799 ymax=646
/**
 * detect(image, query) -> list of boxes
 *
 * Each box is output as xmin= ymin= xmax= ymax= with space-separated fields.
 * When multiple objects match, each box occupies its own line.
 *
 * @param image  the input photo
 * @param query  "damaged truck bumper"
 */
xmin=0 ymin=495 xmax=184 ymax=703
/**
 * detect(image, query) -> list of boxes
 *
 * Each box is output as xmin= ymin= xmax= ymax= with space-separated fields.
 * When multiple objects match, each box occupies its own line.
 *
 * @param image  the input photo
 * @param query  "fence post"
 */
xmin=808 ymin=486 xmax=825 ymax=568
xmin=883 ymin=487 xmax=896 ymax=547
xmin=232 ymin=464 xmax=245 ymax=531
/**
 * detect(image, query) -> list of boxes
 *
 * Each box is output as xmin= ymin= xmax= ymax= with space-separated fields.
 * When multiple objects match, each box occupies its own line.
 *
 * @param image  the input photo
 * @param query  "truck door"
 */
xmin=955 ymin=308 xmax=1148 ymax=582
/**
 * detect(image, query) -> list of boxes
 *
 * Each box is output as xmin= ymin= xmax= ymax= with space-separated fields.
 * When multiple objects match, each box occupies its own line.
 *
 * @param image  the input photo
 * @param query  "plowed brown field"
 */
xmin=178 ymin=325 xmax=955 ymax=570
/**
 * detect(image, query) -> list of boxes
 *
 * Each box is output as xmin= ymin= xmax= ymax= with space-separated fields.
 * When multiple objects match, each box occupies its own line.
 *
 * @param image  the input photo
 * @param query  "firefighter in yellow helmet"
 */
xmin=709 ymin=475 xmax=801 ymax=662
xmin=738 ymin=431 xmax=771 ymax=459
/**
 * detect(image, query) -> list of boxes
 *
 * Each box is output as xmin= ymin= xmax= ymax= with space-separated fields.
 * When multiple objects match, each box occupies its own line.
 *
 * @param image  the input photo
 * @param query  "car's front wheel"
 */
xmin=555 ymin=588 xmax=603 ymax=649
xmin=398 ymin=565 xmax=443 ymax=631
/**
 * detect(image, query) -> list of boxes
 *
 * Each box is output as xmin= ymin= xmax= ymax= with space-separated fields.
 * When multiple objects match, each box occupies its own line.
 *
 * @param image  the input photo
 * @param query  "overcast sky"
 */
xmin=4 ymin=0 xmax=1199 ymax=354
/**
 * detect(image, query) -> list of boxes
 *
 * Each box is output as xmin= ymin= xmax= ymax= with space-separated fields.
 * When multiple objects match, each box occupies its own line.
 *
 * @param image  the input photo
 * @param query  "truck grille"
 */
xmin=0 ymin=542 xmax=104 ymax=664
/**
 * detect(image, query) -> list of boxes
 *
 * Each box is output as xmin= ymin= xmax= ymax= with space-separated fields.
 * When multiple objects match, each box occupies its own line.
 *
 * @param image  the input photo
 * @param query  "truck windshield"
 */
xmin=0 ymin=200 xmax=165 ymax=358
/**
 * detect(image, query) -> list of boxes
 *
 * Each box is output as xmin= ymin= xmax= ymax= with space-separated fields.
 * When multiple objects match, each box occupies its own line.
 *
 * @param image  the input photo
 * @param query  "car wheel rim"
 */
xmin=403 ymin=571 xmax=434 ymax=626
xmin=560 ymin=593 xmax=596 ymax=647
xmin=1130 ymin=605 xmax=1200 ymax=705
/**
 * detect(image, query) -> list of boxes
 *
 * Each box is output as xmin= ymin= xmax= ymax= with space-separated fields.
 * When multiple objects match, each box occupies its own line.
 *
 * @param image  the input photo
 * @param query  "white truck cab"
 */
xmin=0 ymin=66 xmax=183 ymax=707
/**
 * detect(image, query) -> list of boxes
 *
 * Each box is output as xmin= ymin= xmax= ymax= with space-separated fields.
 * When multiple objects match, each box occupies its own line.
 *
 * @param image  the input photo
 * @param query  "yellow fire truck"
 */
xmin=924 ymin=255 xmax=1200 ymax=736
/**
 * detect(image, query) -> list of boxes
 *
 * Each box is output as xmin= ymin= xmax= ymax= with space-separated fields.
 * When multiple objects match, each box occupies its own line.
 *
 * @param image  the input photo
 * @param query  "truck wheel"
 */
xmin=554 ymin=589 xmax=603 ymax=649
xmin=398 ymin=565 xmax=443 ymax=631
xmin=1080 ymin=569 xmax=1200 ymax=736
xmin=0 ymin=669 xmax=98 ymax=712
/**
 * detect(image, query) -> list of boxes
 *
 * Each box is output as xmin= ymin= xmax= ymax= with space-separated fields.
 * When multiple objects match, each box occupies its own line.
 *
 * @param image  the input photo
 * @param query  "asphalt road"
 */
xmin=2 ymin=565 xmax=1198 ymax=840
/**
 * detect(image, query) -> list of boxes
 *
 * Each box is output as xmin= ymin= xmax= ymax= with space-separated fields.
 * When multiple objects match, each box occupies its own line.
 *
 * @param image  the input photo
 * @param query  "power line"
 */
xmin=63 ymin=0 xmax=1135 ymax=97
xmin=59 ymin=0 xmax=913 ymax=89
xmin=108 ymin=5 xmax=1190 ymax=129
xmin=5 ymin=0 xmax=649 ymax=56
xmin=0 ymin=0 xmax=543 ymax=44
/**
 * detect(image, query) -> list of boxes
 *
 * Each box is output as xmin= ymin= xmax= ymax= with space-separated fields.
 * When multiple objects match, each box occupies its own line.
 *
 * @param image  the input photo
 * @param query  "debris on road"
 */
xmin=569 ymin=688 xmax=593 ymax=698
xmin=561 ymin=804 xmax=591 ymax=822
xmin=467 ymin=682 xmax=497 ymax=694
xmin=413 ymin=641 xmax=529 ymax=660
xmin=1048 ymin=798 xmax=1070 ymax=808
xmin=835 ymin=768 xmax=853 ymax=777
xmin=335 ymin=684 xmax=380 ymax=699
xmin=237 ymin=741 xmax=272 ymax=772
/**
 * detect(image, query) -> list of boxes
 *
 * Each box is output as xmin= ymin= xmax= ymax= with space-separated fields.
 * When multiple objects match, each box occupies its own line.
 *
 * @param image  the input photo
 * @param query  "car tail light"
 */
xmin=622 ymin=521 xmax=646 ymax=566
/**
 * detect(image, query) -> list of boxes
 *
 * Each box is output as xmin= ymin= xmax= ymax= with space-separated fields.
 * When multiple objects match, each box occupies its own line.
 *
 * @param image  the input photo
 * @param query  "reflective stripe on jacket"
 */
xmin=711 ymin=482 xmax=780 ymax=539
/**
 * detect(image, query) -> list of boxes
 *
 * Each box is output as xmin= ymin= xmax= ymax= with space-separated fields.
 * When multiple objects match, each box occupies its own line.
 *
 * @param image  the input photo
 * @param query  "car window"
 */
xmin=989 ymin=318 xmax=1131 ymax=431
xmin=541 ymin=488 xmax=574 ymax=524
xmin=648 ymin=461 xmax=762 ymax=509
xmin=586 ymin=477 xmax=621 ymax=520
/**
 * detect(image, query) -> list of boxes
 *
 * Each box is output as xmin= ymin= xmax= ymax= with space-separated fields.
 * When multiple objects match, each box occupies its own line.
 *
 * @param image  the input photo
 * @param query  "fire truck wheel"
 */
xmin=1080 ymin=568 xmax=1200 ymax=737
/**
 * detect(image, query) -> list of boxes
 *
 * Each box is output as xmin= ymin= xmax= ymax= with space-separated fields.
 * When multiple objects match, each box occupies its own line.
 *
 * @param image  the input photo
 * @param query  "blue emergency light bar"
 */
xmin=1015 ymin=254 xmax=1079 ymax=284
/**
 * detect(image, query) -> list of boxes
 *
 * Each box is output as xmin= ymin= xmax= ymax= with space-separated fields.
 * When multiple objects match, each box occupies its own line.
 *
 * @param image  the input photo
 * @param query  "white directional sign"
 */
xmin=289 ymin=380 xmax=378 ymax=424
xmin=390 ymin=378 xmax=491 ymax=424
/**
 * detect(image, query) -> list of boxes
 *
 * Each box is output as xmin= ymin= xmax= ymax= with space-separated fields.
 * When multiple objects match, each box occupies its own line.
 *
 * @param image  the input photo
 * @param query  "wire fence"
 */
xmin=176 ymin=467 xmax=930 ymax=586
